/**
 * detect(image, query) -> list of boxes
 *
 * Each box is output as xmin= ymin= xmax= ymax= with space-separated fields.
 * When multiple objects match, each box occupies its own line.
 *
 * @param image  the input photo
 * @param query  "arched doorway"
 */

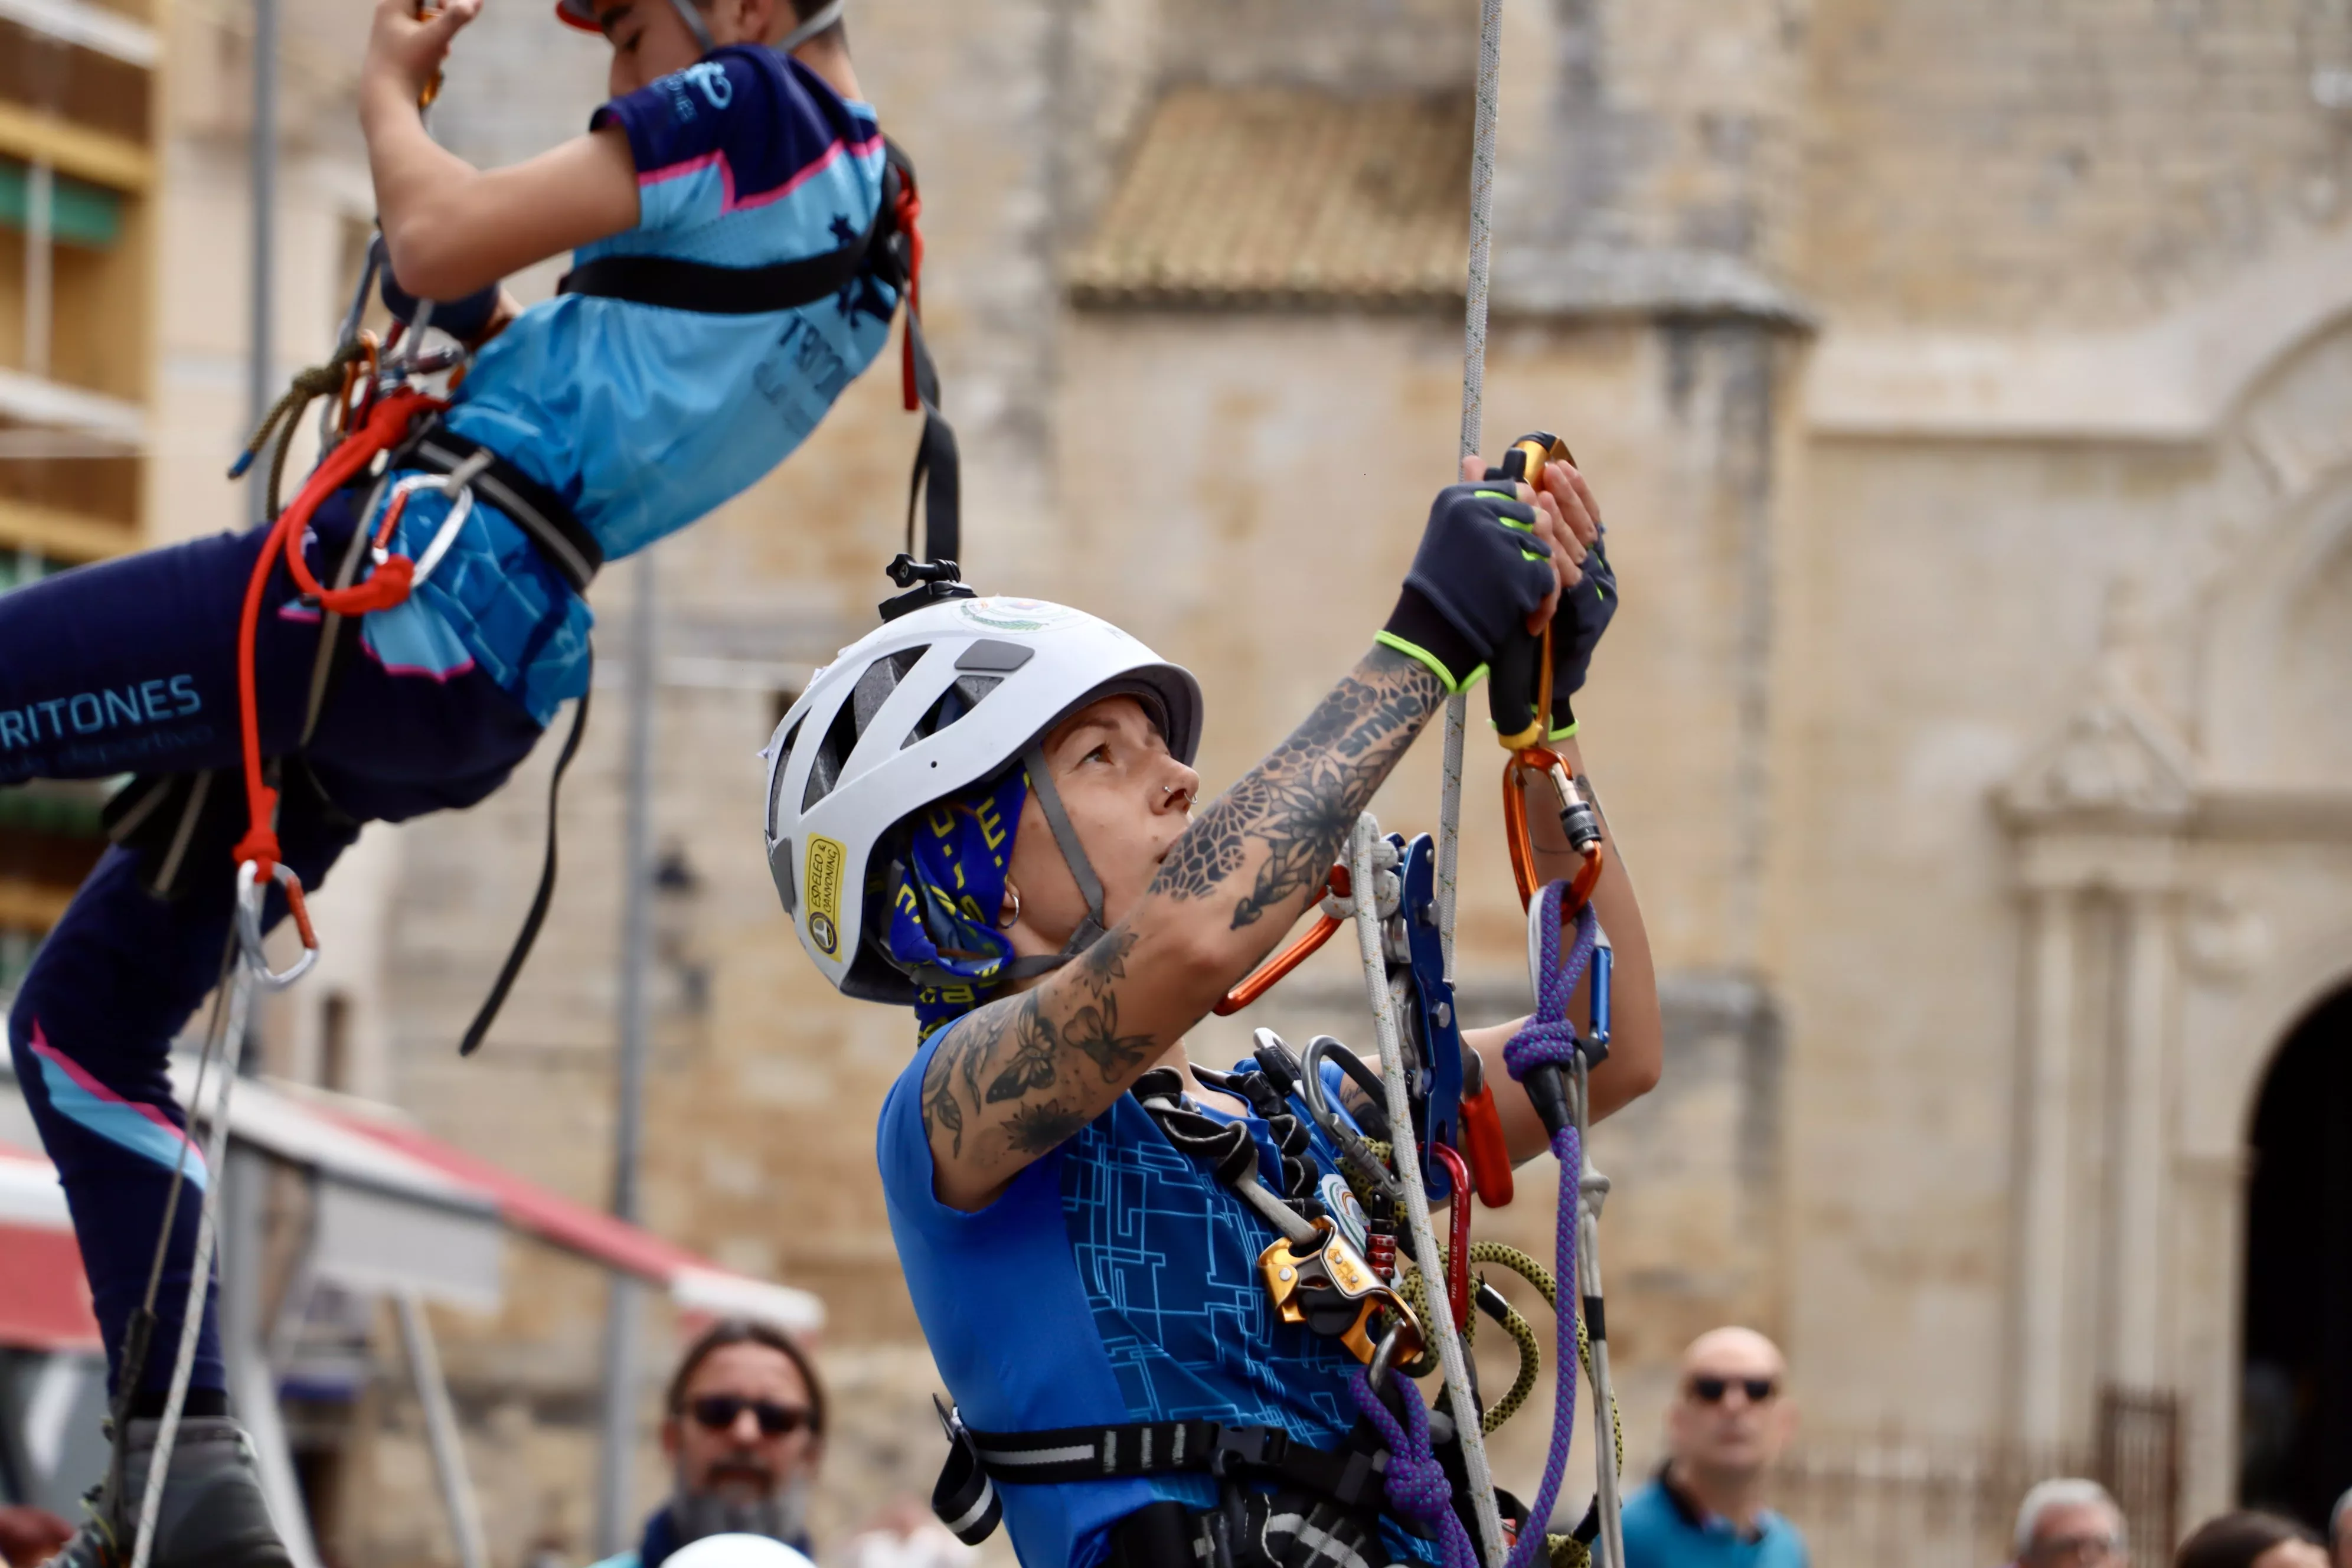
xmin=2240 ymin=982 xmax=2352 ymax=1526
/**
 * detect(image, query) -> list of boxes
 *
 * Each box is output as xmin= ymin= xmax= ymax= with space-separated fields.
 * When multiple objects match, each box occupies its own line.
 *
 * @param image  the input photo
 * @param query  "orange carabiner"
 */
xmin=1214 ymin=864 xmax=1350 ymax=1015
xmin=1502 ymin=744 xmax=1603 ymax=912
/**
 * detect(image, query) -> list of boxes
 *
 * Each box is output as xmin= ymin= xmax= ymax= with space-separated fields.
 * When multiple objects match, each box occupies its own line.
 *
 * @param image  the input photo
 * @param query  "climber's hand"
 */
xmin=1377 ymin=478 xmax=1560 ymax=692
xmin=366 ymin=0 xmax=480 ymax=108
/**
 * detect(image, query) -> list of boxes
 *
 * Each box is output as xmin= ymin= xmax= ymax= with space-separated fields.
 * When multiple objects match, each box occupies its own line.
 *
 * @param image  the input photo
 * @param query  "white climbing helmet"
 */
xmin=663 ymin=1538 xmax=817 ymax=1568
xmin=762 ymin=595 xmax=1201 ymax=1002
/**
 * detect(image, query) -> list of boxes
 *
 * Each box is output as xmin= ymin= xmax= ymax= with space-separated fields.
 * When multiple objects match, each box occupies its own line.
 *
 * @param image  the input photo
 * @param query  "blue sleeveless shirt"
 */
xmin=358 ymin=48 xmax=895 ymax=722
xmin=879 ymin=1044 xmax=1444 ymax=1568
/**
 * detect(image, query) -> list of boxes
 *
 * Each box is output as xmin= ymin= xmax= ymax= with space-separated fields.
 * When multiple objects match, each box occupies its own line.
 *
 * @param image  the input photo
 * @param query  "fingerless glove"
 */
xmin=1378 ymin=484 xmax=1557 ymax=691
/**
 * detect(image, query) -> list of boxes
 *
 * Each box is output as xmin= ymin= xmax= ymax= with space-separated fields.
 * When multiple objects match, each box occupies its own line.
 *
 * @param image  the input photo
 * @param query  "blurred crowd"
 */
xmin=5 ymin=1314 xmax=2347 ymax=1568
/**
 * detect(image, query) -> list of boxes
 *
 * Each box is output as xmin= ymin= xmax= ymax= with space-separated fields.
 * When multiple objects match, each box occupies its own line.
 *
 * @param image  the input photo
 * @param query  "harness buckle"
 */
xmin=1206 ymin=1425 xmax=1288 ymax=1479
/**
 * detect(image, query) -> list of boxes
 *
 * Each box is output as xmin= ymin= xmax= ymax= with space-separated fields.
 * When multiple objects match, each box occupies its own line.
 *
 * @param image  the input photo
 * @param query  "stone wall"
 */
xmin=187 ymin=0 xmax=2352 ymax=1558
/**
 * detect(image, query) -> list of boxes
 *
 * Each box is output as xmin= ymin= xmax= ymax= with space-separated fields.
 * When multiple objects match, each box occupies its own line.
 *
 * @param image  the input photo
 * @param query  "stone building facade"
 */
xmin=142 ymin=0 xmax=2352 ymax=1560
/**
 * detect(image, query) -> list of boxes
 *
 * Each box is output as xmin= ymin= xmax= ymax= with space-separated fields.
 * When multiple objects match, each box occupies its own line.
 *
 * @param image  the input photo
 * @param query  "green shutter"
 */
xmin=0 ymin=159 xmax=124 ymax=250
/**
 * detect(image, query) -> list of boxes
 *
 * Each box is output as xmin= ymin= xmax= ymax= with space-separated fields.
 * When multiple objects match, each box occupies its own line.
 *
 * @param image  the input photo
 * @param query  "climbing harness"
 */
xmin=198 ymin=120 xmax=949 ymax=1059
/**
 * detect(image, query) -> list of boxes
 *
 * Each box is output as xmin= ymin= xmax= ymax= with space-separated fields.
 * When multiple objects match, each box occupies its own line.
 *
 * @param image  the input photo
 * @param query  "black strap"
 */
xmin=392 ymin=427 xmax=604 ymax=595
xmin=933 ymin=1410 xmax=1390 ymax=1546
xmin=1108 ymin=1501 xmax=1210 ymax=1568
xmin=900 ymin=303 xmax=958 ymax=566
xmin=458 ymin=685 xmax=592 ymax=1056
xmin=555 ymin=195 xmax=883 ymax=316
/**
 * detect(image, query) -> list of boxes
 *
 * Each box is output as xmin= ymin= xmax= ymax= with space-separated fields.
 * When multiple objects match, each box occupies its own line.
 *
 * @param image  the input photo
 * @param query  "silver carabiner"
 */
xmin=234 ymin=860 xmax=321 ymax=990
xmin=391 ymin=452 xmax=492 ymax=589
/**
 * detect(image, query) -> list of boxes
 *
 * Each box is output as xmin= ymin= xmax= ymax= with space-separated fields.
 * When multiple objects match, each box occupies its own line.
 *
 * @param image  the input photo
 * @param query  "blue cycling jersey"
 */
xmin=360 ymin=46 xmax=896 ymax=723
xmin=879 ymin=1047 xmax=1442 ymax=1568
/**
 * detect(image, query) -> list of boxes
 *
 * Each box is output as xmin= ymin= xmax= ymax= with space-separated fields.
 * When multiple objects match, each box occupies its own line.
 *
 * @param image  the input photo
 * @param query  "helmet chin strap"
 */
xmin=777 ymin=0 xmax=843 ymax=50
xmin=666 ymin=0 xmax=717 ymax=52
xmin=1021 ymin=744 xmax=1110 ymax=958
xmin=668 ymin=0 xmax=838 ymax=61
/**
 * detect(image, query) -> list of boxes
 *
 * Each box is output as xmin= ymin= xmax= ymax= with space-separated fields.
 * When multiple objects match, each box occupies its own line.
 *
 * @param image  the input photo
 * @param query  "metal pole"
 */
xmin=247 ymin=0 xmax=278 ymax=523
xmin=396 ymin=1289 xmax=490 ymax=1568
xmin=594 ymin=551 xmax=659 ymax=1555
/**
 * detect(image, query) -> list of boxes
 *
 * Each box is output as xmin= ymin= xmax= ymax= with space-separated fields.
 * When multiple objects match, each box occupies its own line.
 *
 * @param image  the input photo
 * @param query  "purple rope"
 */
xmin=1350 ymin=1365 xmax=1478 ymax=1568
xmin=1499 ymin=881 xmax=1598 ymax=1568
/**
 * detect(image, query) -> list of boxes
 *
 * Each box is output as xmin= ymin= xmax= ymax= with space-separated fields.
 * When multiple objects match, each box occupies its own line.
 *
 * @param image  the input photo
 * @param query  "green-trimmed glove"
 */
xmin=1544 ymin=527 xmax=1618 ymax=738
xmin=1377 ymin=483 xmax=1557 ymax=691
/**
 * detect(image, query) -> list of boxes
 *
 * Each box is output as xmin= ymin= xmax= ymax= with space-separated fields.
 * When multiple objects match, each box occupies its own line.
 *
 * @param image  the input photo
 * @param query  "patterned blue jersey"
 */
xmin=359 ymin=47 xmax=896 ymax=723
xmin=879 ymin=1047 xmax=1443 ymax=1568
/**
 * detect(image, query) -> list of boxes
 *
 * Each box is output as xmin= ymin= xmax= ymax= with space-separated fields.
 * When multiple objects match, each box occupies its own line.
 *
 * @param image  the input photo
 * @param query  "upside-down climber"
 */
xmin=7 ymin=0 xmax=931 ymax=1562
xmin=762 ymin=452 xmax=1661 ymax=1568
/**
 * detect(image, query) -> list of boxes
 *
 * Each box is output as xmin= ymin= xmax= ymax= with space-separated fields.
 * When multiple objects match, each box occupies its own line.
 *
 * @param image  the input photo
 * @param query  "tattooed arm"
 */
xmin=1464 ymin=733 xmax=1661 ymax=1155
xmin=922 ymin=644 xmax=1448 ymax=1210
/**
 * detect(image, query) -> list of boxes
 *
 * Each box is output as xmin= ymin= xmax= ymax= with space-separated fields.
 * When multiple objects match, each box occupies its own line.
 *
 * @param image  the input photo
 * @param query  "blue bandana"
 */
xmin=887 ymin=767 xmax=1028 ymax=1042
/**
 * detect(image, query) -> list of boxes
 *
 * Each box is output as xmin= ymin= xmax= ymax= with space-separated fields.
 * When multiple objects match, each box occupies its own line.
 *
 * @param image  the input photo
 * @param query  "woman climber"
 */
xmin=762 ymin=454 xmax=1662 ymax=1568
xmin=8 ymin=2 xmax=908 ymax=1565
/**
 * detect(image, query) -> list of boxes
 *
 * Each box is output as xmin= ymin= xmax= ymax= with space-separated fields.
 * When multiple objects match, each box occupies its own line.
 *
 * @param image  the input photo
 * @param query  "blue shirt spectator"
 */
xmin=1622 ymin=1327 xmax=1809 ymax=1568
xmin=1622 ymin=1468 xmax=1808 ymax=1568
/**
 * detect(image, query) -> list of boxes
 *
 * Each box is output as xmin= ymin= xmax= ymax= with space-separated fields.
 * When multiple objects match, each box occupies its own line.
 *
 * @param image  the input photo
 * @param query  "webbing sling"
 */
xmin=556 ymin=139 xmax=959 ymax=566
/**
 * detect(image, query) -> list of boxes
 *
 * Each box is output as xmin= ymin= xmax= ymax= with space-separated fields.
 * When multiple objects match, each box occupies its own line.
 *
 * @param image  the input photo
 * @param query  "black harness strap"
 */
xmin=556 ymin=139 xmax=959 ymax=566
xmin=457 ymin=682 xmax=592 ymax=1057
xmin=391 ymin=426 xmax=604 ymax=595
xmin=554 ymin=190 xmax=886 ymax=315
xmin=931 ymin=1412 xmax=1391 ymax=1549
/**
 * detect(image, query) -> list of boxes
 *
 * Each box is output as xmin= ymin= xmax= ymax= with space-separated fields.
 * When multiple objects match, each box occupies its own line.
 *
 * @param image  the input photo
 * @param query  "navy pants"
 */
xmin=4 ymin=491 xmax=547 ymax=1398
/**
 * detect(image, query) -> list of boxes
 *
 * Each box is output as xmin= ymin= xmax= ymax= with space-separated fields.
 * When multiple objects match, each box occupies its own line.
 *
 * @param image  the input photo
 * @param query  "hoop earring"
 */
xmin=997 ymin=884 xmax=1022 ymax=930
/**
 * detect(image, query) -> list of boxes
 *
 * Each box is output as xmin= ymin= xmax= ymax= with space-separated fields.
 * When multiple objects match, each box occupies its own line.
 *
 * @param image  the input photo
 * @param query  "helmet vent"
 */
xmin=901 ymin=675 xmax=1002 ymax=749
xmin=767 ymin=717 xmax=804 ymax=836
xmin=806 ymin=646 xmax=930 ymax=809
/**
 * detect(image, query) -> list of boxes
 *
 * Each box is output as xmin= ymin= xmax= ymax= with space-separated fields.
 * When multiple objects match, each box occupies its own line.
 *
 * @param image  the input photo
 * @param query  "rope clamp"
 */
xmin=234 ymin=859 xmax=321 ymax=989
xmin=1259 ymin=1216 xmax=1426 ymax=1368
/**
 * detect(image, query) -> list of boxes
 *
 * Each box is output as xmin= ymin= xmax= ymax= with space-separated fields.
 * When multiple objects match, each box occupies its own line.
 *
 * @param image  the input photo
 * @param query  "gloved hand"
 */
xmin=1378 ymin=483 xmax=1558 ymax=691
xmin=380 ymin=265 xmax=503 ymax=342
xmin=1545 ymin=526 xmax=1618 ymax=736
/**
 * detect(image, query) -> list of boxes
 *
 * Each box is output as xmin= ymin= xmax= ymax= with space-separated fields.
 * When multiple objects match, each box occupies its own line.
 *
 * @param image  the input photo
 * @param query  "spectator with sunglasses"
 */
xmin=590 ymin=1319 xmax=828 ymax=1568
xmin=1622 ymin=1327 xmax=1808 ymax=1568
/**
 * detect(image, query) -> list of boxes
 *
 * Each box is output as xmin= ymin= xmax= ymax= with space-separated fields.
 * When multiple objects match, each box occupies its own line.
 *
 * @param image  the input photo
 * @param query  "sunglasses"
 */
xmin=687 ymin=1395 xmax=815 ymax=1437
xmin=1687 ymin=1376 xmax=1778 ymax=1405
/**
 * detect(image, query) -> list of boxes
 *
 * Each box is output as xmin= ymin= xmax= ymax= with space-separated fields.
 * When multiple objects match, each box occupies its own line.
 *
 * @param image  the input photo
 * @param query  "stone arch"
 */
xmin=2200 ymin=314 xmax=2352 ymax=788
xmin=2237 ymin=976 xmax=2352 ymax=1525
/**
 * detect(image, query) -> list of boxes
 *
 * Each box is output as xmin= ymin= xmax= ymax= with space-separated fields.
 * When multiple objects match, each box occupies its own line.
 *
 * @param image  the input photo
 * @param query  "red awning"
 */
xmin=0 ymin=1069 xmax=822 ymax=1354
xmin=0 ymin=1141 xmax=103 ymax=1353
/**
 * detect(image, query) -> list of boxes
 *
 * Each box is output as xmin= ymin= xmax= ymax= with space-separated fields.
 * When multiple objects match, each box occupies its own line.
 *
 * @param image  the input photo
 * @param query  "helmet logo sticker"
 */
xmin=806 ymin=835 xmax=846 ymax=955
xmin=958 ymin=598 xmax=1073 ymax=633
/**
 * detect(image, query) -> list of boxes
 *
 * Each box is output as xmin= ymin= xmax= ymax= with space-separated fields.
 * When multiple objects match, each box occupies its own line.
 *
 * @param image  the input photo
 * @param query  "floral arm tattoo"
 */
xmin=919 ymin=645 xmax=1446 ymax=1185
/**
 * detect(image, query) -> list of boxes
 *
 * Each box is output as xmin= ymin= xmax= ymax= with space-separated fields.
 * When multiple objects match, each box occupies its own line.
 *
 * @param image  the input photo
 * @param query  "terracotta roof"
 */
xmin=1067 ymin=86 xmax=1472 ymax=309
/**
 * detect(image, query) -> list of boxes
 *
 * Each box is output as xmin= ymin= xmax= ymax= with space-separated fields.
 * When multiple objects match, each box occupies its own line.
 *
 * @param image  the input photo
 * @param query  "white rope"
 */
xmin=129 ymin=957 xmax=256 ymax=1568
xmin=1348 ymin=815 xmax=1508 ymax=1568
xmin=1436 ymin=0 xmax=1505 ymax=985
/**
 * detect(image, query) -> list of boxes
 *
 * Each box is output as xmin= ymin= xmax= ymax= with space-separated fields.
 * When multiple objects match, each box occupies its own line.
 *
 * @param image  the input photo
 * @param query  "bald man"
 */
xmin=1621 ymin=1327 xmax=1808 ymax=1568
